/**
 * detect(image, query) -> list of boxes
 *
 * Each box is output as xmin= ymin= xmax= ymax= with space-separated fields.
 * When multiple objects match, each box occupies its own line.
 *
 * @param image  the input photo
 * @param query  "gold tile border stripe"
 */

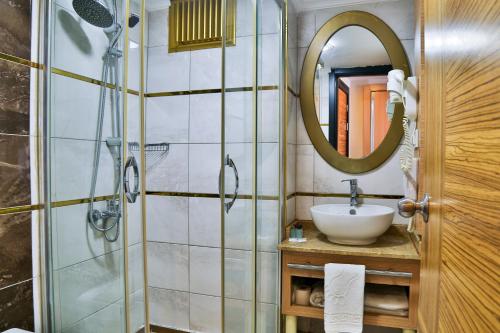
xmin=0 ymin=51 xmax=43 ymax=69
xmin=51 ymin=68 xmax=140 ymax=96
xmin=145 ymin=191 xmax=278 ymax=200
xmin=287 ymin=192 xmax=404 ymax=200
xmin=144 ymin=85 xmax=279 ymax=97
xmin=0 ymin=195 xmax=115 ymax=216
xmin=287 ymin=85 xmax=299 ymax=98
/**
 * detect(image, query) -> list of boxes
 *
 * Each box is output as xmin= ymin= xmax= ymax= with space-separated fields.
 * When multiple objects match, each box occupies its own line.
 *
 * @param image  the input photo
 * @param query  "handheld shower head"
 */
xmin=72 ymin=0 xmax=114 ymax=28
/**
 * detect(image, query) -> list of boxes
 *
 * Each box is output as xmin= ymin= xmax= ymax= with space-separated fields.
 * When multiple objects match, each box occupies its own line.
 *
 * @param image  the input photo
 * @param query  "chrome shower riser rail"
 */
xmin=287 ymin=263 xmax=413 ymax=278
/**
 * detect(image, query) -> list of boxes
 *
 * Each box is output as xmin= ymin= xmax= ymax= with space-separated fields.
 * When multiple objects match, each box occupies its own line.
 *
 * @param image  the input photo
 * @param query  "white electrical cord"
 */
xmin=400 ymin=116 xmax=413 ymax=172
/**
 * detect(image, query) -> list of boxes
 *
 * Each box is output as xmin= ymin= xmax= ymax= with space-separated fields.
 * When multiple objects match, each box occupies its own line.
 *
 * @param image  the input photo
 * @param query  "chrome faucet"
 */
xmin=342 ymin=179 xmax=360 ymax=207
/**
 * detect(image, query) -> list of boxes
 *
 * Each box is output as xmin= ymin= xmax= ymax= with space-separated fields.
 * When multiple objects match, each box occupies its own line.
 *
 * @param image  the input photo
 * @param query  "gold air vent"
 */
xmin=168 ymin=0 xmax=236 ymax=53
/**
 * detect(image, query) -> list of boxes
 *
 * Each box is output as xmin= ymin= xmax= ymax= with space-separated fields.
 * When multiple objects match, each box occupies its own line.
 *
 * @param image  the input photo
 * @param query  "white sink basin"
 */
xmin=310 ymin=204 xmax=394 ymax=245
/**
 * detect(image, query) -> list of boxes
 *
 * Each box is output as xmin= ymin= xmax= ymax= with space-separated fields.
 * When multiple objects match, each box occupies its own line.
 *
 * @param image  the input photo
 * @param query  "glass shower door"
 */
xmin=43 ymin=0 xmax=146 ymax=331
xmin=222 ymin=0 xmax=283 ymax=332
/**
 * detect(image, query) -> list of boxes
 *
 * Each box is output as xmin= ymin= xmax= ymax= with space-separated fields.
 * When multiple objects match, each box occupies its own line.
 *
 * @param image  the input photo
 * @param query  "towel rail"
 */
xmin=287 ymin=263 xmax=412 ymax=278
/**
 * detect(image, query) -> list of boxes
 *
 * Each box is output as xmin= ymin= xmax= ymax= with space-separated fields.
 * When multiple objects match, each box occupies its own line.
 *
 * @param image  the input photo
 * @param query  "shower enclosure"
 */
xmin=41 ymin=0 xmax=285 ymax=331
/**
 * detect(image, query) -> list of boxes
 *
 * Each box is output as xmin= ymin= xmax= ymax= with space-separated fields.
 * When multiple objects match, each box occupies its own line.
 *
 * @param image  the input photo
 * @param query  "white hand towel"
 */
xmin=324 ymin=263 xmax=365 ymax=333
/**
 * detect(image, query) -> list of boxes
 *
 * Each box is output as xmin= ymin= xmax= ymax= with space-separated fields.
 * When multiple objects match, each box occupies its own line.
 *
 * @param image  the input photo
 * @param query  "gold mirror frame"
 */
xmin=300 ymin=11 xmax=410 ymax=174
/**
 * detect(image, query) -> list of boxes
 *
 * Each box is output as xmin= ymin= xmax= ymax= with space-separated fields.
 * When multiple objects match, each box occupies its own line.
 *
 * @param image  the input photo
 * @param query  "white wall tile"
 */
xmin=287 ymin=197 xmax=296 ymax=224
xmin=189 ymin=93 xmax=221 ymax=143
xmin=258 ymin=90 xmax=280 ymax=143
xmin=51 ymin=74 xmax=112 ymax=141
xmin=225 ymin=36 xmax=253 ymax=88
xmin=146 ymin=95 xmax=189 ymax=143
xmin=225 ymin=298 xmax=252 ymax=333
xmin=51 ymin=138 xmax=115 ymax=201
xmin=148 ymin=9 xmax=168 ymax=47
xmin=147 ymin=242 xmax=189 ymax=291
xmin=297 ymin=12 xmax=315 ymax=48
xmin=189 ymin=294 xmax=221 ymax=333
xmin=127 ymin=199 xmax=143 ymax=246
xmin=62 ymin=301 xmax=124 ymax=333
xmin=127 ymin=93 xmax=141 ymax=143
xmin=287 ymin=143 xmax=297 ymax=194
xmin=257 ymin=252 xmax=278 ymax=304
xmin=189 ymin=246 xmax=221 ymax=296
xmin=258 ymin=33 xmax=281 ymax=86
xmin=190 ymin=48 xmax=222 ymax=90
xmin=128 ymin=243 xmax=145 ymax=294
xmin=146 ymin=196 xmax=188 ymax=244
xmin=296 ymin=195 xmax=313 ymax=220
xmin=224 ymin=199 xmax=252 ymax=251
xmin=235 ymin=0 xmax=254 ymax=37
xmin=224 ymin=249 xmax=252 ymax=300
xmin=258 ymin=143 xmax=279 ymax=196
xmin=53 ymin=5 xmax=110 ymax=80
xmin=257 ymin=302 xmax=278 ymax=333
xmin=147 ymin=46 xmax=190 ymax=92
xmin=146 ymin=143 xmax=189 ymax=191
xmin=296 ymin=105 xmax=312 ymax=145
xmin=149 ymin=287 xmax=189 ymax=331
xmin=296 ymin=144 xmax=314 ymax=192
xmin=313 ymin=146 xmax=405 ymax=195
xmin=53 ymin=204 xmax=121 ymax=269
xmin=257 ymin=200 xmax=279 ymax=252
xmin=189 ymin=144 xmax=221 ymax=193
xmin=224 ymin=143 xmax=252 ymax=195
xmin=313 ymin=0 xmax=415 ymax=41
xmin=56 ymin=251 xmax=122 ymax=329
xmin=258 ymin=0 xmax=281 ymax=35
xmin=189 ymin=197 xmax=221 ymax=247
xmin=225 ymin=91 xmax=253 ymax=143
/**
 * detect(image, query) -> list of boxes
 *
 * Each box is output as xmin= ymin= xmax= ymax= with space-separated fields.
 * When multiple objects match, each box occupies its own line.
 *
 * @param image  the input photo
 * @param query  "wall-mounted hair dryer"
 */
xmin=386 ymin=69 xmax=418 ymax=172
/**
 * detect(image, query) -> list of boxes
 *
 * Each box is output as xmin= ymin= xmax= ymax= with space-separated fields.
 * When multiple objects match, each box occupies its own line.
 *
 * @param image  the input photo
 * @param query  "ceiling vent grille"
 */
xmin=168 ymin=0 xmax=236 ymax=53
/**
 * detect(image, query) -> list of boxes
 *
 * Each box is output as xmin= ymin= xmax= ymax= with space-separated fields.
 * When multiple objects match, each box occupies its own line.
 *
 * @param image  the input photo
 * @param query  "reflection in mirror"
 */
xmin=314 ymin=26 xmax=393 ymax=158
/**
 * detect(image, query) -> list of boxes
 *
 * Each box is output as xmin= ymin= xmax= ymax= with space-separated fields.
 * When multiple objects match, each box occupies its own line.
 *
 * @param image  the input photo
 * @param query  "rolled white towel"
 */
xmin=309 ymin=283 xmax=324 ymax=308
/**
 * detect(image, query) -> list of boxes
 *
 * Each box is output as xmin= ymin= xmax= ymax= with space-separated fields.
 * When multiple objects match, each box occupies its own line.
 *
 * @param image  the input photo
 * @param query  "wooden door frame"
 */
xmin=416 ymin=0 xmax=444 ymax=332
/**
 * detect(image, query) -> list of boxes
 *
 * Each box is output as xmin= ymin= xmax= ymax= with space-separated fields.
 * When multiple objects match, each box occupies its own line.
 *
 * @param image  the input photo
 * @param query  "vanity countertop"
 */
xmin=278 ymin=221 xmax=420 ymax=261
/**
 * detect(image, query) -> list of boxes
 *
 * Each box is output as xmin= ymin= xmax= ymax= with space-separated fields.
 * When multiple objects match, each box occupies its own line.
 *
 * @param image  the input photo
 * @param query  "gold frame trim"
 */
xmin=0 ymin=195 xmax=116 ymax=216
xmin=144 ymin=85 xmax=278 ymax=97
xmin=51 ymin=67 xmax=140 ymax=95
xmin=0 ymin=51 xmax=43 ymax=69
xmin=299 ymin=11 xmax=410 ymax=174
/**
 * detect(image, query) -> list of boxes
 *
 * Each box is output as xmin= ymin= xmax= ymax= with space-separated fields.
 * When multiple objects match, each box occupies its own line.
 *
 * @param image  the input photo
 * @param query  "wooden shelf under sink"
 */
xmin=279 ymin=222 xmax=420 ymax=330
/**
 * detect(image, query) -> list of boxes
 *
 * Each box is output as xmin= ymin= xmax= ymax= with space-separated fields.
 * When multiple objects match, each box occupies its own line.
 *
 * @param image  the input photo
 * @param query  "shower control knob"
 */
xmin=89 ymin=209 xmax=102 ymax=222
xmin=398 ymin=193 xmax=430 ymax=222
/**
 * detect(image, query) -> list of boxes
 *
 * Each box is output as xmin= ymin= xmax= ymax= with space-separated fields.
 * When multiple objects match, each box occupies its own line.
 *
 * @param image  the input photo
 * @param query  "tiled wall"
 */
xmin=144 ymin=0 xmax=281 ymax=331
xmin=0 ymin=0 xmax=35 ymax=330
xmin=293 ymin=0 xmax=415 ymax=224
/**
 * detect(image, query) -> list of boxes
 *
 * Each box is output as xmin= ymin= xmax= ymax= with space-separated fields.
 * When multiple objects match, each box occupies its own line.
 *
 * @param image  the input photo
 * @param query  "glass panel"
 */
xmin=44 ymin=0 xmax=145 ymax=330
xmin=223 ymin=0 xmax=256 ymax=332
xmin=256 ymin=0 xmax=282 ymax=332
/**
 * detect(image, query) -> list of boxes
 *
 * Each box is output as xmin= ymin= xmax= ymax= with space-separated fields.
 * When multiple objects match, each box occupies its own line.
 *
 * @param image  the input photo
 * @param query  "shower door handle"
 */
xmin=219 ymin=154 xmax=239 ymax=213
xmin=124 ymin=156 xmax=139 ymax=203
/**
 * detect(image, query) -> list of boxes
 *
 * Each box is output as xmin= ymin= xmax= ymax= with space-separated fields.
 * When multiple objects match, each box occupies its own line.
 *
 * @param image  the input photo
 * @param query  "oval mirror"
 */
xmin=300 ymin=11 xmax=410 ymax=173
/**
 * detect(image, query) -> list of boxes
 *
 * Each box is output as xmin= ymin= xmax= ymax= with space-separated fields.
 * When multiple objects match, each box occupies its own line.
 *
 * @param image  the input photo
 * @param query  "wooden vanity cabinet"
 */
xmin=279 ymin=223 xmax=420 ymax=332
xmin=281 ymin=251 xmax=420 ymax=330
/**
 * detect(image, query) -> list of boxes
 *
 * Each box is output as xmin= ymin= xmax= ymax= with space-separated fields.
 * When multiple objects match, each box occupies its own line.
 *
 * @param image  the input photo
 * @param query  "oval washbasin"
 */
xmin=310 ymin=204 xmax=394 ymax=245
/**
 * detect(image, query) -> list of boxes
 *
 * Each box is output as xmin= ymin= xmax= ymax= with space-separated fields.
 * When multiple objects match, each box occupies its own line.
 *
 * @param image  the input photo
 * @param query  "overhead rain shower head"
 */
xmin=72 ymin=0 xmax=114 ymax=28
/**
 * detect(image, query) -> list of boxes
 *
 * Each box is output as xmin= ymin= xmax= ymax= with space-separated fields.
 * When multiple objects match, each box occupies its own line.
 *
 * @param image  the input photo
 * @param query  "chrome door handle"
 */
xmin=398 ymin=193 xmax=430 ymax=222
xmin=219 ymin=154 xmax=239 ymax=213
xmin=124 ymin=156 xmax=139 ymax=203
